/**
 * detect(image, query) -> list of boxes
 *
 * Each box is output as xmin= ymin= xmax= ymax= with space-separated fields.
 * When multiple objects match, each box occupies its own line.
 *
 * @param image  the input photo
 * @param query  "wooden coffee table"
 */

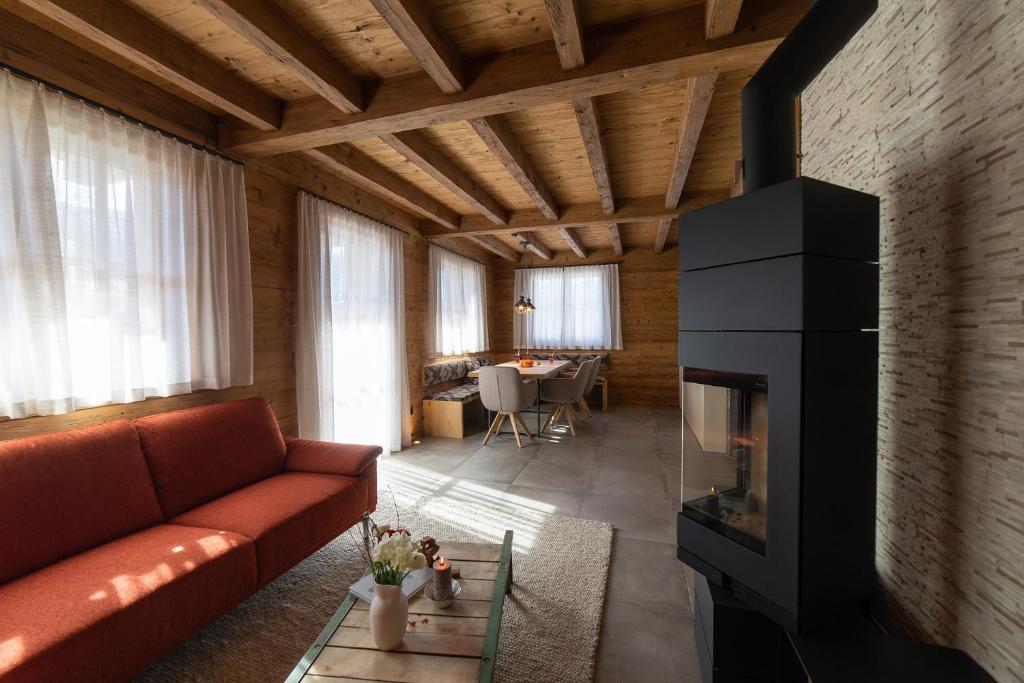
xmin=285 ymin=531 xmax=513 ymax=683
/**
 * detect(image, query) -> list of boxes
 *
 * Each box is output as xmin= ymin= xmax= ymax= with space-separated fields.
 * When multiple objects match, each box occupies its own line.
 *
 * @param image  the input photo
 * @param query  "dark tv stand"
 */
xmin=692 ymin=573 xmax=994 ymax=683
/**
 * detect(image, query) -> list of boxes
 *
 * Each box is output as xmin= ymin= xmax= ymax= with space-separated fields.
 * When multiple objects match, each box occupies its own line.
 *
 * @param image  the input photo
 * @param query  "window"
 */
xmin=0 ymin=71 xmax=252 ymax=419
xmin=296 ymin=192 xmax=410 ymax=453
xmin=428 ymin=244 xmax=488 ymax=357
xmin=513 ymin=264 xmax=622 ymax=350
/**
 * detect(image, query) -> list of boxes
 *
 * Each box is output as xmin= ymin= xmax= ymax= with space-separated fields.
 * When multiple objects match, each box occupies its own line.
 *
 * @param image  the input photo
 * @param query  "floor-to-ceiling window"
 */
xmin=296 ymin=191 xmax=410 ymax=453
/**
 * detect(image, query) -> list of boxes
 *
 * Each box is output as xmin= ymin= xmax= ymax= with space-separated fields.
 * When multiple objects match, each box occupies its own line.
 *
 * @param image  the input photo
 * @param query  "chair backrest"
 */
xmin=478 ymin=366 xmax=535 ymax=413
xmin=583 ymin=357 xmax=601 ymax=393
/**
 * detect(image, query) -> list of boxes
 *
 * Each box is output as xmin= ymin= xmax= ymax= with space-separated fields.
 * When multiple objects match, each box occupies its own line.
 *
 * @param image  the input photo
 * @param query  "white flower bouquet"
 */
xmin=371 ymin=530 xmax=427 ymax=586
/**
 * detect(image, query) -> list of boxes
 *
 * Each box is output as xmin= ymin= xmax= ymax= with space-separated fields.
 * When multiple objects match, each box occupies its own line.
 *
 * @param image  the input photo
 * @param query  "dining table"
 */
xmin=468 ymin=359 xmax=573 ymax=433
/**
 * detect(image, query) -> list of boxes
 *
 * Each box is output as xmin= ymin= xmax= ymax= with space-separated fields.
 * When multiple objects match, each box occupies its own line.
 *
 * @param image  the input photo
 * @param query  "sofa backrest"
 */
xmin=0 ymin=421 xmax=164 ymax=585
xmin=133 ymin=397 xmax=287 ymax=518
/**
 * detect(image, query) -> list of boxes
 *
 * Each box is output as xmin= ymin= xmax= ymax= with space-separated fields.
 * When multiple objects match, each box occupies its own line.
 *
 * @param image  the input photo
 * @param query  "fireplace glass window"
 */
xmin=680 ymin=368 xmax=768 ymax=554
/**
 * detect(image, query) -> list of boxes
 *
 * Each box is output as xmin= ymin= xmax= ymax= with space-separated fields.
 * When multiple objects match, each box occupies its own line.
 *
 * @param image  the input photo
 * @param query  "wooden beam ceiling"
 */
xmin=654 ymin=218 xmax=672 ymax=254
xmin=468 ymin=116 xmax=560 ymax=221
xmin=469 ymin=235 xmax=519 ymax=262
xmin=572 ymin=97 xmax=615 ymax=215
xmin=608 ymin=224 xmax=623 ymax=256
xmin=301 ymin=146 xmax=460 ymax=229
xmin=423 ymin=192 xmax=727 ymax=239
xmin=380 ymin=131 xmax=509 ymax=225
xmin=558 ymin=227 xmax=587 ymax=258
xmin=514 ymin=232 xmax=553 ymax=260
xmin=665 ymin=74 xmax=719 ymax=209
xmin=706 ymin=0 xmax=745 ymax=40
xmin=219 ymin=1 xmax=806 ymax=156
xmin=19 ymin=0 xmax=282 ymax=131
xmin=543 ymin=0 xmax=585 ymax=70
xmin=367 ymin=0 xmax=464 ymax=95
xmin=195 ymin=0 xmax=363 ymax=114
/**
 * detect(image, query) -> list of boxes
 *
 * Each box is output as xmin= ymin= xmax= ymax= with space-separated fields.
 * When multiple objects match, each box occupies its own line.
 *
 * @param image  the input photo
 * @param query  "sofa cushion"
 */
xmin=429 ymin=384 xmax=481 ymax=402
xmin=134 ymin=397 xmax=288 ymax=518
xmin=0 ymin=524 xmax=256 ymax=683
xmin=0 ymin=421 xmax=163 ymax=585
xmin=170 ymin=472 xmax=370 ymax=587
xmin=423 ymin=360 xmax=467 ymax=386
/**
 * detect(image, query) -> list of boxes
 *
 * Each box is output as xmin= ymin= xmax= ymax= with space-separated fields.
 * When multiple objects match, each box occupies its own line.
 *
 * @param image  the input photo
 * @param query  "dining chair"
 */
xmin=478 ymin=366 xmax=538 ymax=448
xmin=575 ymin=357 xmax=602 ymax=418
xmin=539 ymin=360 xmax=593 ymax=437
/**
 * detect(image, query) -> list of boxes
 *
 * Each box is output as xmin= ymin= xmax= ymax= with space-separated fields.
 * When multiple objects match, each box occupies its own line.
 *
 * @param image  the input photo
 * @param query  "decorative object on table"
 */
xmin=353 ymin=517 xmax=429 ymax=651
xmin=418 ymin=536 xmax=439 ymax=567
xmin=519 ymin=357 xmax=534 ymax=367
xmin=432 ymin=556 xmax=455 ymax=606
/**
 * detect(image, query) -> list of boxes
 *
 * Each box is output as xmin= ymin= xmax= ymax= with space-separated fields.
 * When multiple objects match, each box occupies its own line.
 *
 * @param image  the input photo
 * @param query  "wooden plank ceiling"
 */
xmin=3 ymin=0 xmax=807 ymax=260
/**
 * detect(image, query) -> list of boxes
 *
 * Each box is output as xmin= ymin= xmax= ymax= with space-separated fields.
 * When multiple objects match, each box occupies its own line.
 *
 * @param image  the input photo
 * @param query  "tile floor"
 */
xmin=379 ymin=404 xmax=702 ymax=682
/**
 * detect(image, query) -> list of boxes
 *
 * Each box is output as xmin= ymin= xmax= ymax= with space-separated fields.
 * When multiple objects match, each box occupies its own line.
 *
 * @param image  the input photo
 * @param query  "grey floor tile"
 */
xmin=412 ymin=436 xmax=482 ymax=455
xmin=591 ymin=466 xmax=671 ymax=501
xmin=534 ymin=443 xmax=601 ymax=465
xmin=386 ymin=451 xmax=471 ymax=475
xmin=581 ymin=493 xmax=677 ymax=544
xmin=595 ymin=446 xmax=665 ymax=471
xmin=595 ymin=599 xmax=703 ymax=683
xmin=606 ymin=537 xmax=691 ymax=615
xmin=512 ymin=461 xmax=594 ymax=492
xmin=502 ymin=486 xmax=585 ymax=517
xmin=449 ymin=452 xmax=532 ymax=484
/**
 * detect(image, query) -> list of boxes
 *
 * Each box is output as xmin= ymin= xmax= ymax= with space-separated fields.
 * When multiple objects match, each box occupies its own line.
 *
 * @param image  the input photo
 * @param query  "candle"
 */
xmin=433 ymin=556 xmax=454 ymax=603
xmin=706 ymin=486 xmax=720 ymax=516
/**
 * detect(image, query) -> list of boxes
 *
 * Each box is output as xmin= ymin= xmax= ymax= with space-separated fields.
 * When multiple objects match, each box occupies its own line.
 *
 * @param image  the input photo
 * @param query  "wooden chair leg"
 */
xmin=542 ymin=405 xmax=559 ymax=432
xmin=602 ymin=383 xmax=609 ymax=411
xmin=508 ymin=413 xmax=524 ymax=448
xmin=579 ymin=395 xmax=592 ymax=417
xmin=482 ymin=412 xmax=503 ymax=445
xmin=516 ymin=412 xmax=534 ymax=438
xmin=565 ymin=405 xmax=577 ymax=436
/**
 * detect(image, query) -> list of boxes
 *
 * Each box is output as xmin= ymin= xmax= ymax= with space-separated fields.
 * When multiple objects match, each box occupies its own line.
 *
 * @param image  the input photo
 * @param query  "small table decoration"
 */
xmin=357 ymin=523 xmax=428 ymax=650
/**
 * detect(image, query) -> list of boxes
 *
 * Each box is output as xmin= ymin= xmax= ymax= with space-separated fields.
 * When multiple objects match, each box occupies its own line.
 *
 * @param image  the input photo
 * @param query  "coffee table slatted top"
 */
xmin=286 ymin=532 xmax=513 ymax=683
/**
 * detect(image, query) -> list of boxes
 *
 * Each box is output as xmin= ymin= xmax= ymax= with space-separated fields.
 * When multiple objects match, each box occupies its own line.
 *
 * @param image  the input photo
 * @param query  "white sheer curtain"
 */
xmin=0 ymin=71 xmax=252 ymax=419
xmin=513 ymin=264 xmax=622 ymax=350
xmin=428 ymin=244 xmax=488 ymax=357
xmin=297 ymin=192 xmax=410 ymax=453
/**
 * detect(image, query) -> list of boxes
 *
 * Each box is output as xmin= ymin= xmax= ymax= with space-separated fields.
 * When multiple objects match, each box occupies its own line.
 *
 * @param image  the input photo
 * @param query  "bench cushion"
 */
xmin=0 ymin=524 xmax=256 ymax=683
xmin=423 ymin=356 xmax=494 ymax=386
xmin=0 ymin=421 xmax=164 ymax=585
xmin=428 ymin=384 xmax=481 ymax=402
xmin=170 ymin=472 xmax=370 ymax=587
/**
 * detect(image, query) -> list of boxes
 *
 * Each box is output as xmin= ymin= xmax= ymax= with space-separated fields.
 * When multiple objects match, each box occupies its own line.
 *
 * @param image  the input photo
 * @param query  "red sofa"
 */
xmin=0 ymin=398 xmax=379 ymax=683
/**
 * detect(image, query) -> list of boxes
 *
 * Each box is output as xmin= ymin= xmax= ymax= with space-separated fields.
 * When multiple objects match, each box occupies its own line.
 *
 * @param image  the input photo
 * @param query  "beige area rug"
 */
xmin=135 ymin=493 xmax=613 ymax=683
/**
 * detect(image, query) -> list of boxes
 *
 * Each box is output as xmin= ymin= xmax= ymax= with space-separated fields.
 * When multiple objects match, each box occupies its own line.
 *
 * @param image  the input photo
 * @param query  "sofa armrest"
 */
xmin=284 ymin=438 xmax=381 ymax=477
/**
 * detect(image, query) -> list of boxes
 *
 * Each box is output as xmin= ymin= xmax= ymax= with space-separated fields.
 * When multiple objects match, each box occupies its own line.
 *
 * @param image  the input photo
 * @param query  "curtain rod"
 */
xmin=1 ymin=64 xmax=243 ymax=166
xmin=299 ymin=189 xmax=407 ymax=237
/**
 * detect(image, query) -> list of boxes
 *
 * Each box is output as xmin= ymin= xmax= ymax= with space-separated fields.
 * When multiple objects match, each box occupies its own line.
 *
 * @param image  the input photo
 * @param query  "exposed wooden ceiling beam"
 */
xmin=423 ymin=192 xmax=727 ymax=239
xmin=219 ymin=1 xmax=807 ymax=156
xmin=367 ymin=0 xmax=464 ymax=94
xmin=572 ymin=97 xmax=615 ymax=215
xmin=302 ymin=145 xmax=460 ymax=229
xmin=558 ymin=227 xmax=587 ymax=258
xmin=513 ymin=231 xmax=553 ymax=260
xmin=654 ymin=218 xmax=672 ymax=254
xmin=469 ymin=116 xmax=560 ymax=220
xmin=543 ymin=0 xmax=584 ymax=70
xmin=20 ymin=0 xmax=282 ymax=131
xmin=380 ymin=130 xmax=508 ymax=225
xmin=469 ymin=235 xmax=519 ymax=262
xmin=608 ymin=224 xmax=623 ymax=256
xmin=195 ymin=0 xmax=362 ymax=114
xmin=706 ymin=0 xmax=744 ymax=40
xmin=0 ymin=9 xmax=218 ymax=146
xmin=665 ymin=74 xmax=718 ymax=209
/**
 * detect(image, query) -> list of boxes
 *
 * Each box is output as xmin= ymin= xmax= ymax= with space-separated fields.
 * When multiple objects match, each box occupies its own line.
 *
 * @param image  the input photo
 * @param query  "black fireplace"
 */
xmin=676 ymin=0 xmax=880 ymax=637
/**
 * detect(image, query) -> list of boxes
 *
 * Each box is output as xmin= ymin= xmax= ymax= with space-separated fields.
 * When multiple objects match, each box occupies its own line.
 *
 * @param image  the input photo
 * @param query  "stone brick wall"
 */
xmin=800 ymin=1 xmax=1024 ymax=680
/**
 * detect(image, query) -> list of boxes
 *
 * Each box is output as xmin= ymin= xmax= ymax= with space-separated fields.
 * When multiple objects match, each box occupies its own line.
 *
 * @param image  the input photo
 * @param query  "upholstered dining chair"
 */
xmin=478 ymin=366 xmax=538 ymax=448
xmin=540 ymin=359 xmax=594 ymax=437
xmin=575 ymin=358 xmax=602 ymax=418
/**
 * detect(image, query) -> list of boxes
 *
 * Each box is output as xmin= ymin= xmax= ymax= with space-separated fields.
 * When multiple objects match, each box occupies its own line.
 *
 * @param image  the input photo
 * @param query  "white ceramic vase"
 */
xmin=369 ymin=583 xmax=408 ymax=651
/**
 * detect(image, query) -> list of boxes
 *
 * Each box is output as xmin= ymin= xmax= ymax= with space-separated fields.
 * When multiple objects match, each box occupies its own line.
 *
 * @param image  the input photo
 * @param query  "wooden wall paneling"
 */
xmin=218 ymin=1 xmax=807 ymax=156
xmin=195 ymin=0 xmax=364 ymax=113
xmin=18 ymin=0 xmax=283 ymax=130
xmin=0 ymin=8 xmax=218 ymax=147
xmin=801 ymin=1 xmax=1024 ymax=679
